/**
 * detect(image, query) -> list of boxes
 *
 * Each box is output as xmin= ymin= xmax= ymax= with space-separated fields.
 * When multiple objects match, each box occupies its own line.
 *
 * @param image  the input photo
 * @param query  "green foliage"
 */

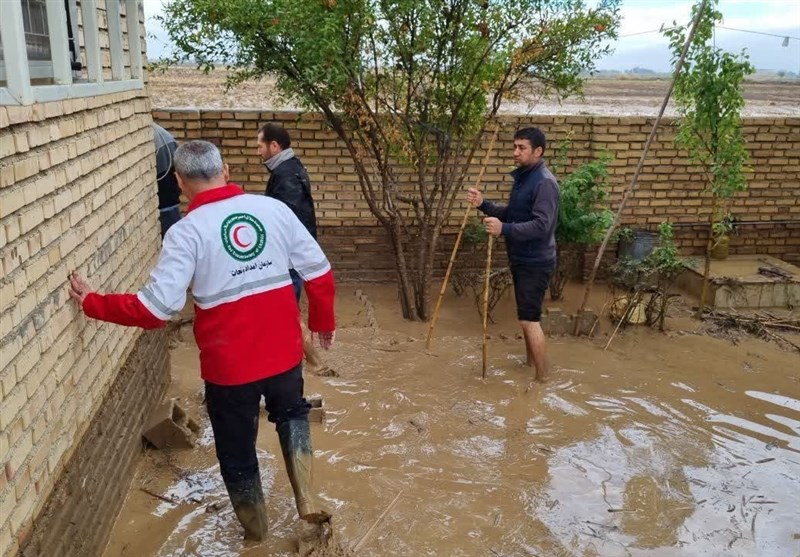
xmin=158 ymin=0 xmax=621 ymax=319
xmin=614 ymin=226 xmax=634 ymax=243
xmin=549 ymin=132 xmax=573 ymax=176
xmin=711 ymin=211 xmax=737 ymax=238
xmin=664 ymin=0 xmax=754 ymax=236
xmin=549 ymin=152 xmax=614 ymax=301
xmin=648 ymin=222 xmax=684 ymax=279
xmin=556 ymin=154 xmax=615 ymax=245
xmin=463 ymin=218 xmax=488 ymax=245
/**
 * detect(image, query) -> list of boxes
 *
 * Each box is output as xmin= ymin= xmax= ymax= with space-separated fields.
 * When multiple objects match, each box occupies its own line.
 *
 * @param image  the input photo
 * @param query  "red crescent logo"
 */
xmin=232 ymin=225 xmax=251 ymax=248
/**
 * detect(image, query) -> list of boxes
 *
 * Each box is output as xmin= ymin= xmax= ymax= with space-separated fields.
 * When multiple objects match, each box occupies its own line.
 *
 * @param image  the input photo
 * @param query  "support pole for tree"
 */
xmin=573 ymin=0 xmax=708 ymax=335
xmin=482 ymin=235 xmax=494 ymax=379
xmin=426 ymin=123 xmax=501 ymax=349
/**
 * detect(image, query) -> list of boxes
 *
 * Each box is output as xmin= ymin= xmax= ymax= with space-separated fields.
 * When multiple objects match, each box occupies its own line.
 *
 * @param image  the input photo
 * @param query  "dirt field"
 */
xmin=102 ymin=282 xmax=800 ymax=556
xmin=148 ymin=67 xmax=800 ymax=116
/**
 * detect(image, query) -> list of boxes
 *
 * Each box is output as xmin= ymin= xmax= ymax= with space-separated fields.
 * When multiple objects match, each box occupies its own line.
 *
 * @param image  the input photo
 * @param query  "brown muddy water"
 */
xmin=103 ymin=283 xmax=800 ymax=557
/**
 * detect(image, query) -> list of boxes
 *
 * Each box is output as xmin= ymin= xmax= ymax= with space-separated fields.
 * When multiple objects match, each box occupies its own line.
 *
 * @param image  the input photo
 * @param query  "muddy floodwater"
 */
xmin=103 ymin=283 xmax=800 ymax=557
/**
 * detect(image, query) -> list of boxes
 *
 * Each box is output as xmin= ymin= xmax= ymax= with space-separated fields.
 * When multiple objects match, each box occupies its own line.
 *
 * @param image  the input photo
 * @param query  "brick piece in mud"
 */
xmin=546 ymin=308 xmax=572 ymax=336
xmin=142 ymin=399 xmax=200 ymax=449
xmin=576 ymin=309 xmax=599 ymax=336
xmin=307 ymin=396 xmax=325 ymax=424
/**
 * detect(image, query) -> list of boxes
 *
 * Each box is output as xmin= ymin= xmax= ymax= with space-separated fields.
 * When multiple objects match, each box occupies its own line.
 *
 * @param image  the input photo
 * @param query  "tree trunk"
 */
xmin=415 ymin=224 xmax=440 ymax=321
xmin=387 ymin=220 xmax=421 ymax=321
xmin=696 ymin=211 xmax=715 ymax=318
xmin=413 ymin=221 xmax=431 ymax=321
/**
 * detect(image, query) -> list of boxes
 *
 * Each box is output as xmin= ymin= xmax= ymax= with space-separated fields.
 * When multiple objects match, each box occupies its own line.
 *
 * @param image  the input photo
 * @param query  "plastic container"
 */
xmin=617 ymin=230 xmax=660 ymax=261
xmin=710 ymin=235 xmax=730 ymax=260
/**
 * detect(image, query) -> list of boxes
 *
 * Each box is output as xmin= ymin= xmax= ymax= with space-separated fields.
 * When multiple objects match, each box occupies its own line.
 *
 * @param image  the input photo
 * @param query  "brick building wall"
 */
xmin=0 ymin=92 xmax=165 ymax=556
xmin=153 ymin=109 xmax=800 ymax=280
xmin=20 ymin=330 xmax=169 ymax=557
xmin=0 ymin=3 xmax=170 ymax=554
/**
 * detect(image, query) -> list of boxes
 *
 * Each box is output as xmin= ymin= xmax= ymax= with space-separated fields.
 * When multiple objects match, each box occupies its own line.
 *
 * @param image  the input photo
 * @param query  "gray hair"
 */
xmin=174 ymin=140 xmax=224 ymax=181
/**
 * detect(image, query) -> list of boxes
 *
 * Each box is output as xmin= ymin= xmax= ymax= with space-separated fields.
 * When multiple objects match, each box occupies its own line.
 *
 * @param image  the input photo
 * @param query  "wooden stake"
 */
xmin=426 ymin=123 xmax=502 ymax=349
xmin=574 ymin=0 xmax=708 ymax=335
xmin=353 ymin=490 xmax=404 ymax=553
xmin=482 ymin=235 xmax=494 ymax=378
xmin=604 ymin=295 xmax=637 ymax=351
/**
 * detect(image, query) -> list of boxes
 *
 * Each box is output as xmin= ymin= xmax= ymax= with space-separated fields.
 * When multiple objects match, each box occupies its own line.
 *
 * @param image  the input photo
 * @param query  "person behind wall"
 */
xmin=68 ymin=140 xmax=336 ymax=541
xmin=256 ymin=123 xmax=318 ymax=301
xmin=152 ymin=123 xmax=182 ymax=237
xmin=257 ymin=122 xmax=326 ymax=370
xmin=467 ymin=127 xmax=560 ymax=383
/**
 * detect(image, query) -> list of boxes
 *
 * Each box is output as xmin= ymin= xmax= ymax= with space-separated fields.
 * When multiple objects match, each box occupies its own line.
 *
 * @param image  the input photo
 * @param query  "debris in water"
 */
xmin=205 ymin=501 xmax=228 ymax=513
xmin=139 ymin=487 xmax=178 ymax=506
xmin=314 ymin=366 xmax=340 ymax=377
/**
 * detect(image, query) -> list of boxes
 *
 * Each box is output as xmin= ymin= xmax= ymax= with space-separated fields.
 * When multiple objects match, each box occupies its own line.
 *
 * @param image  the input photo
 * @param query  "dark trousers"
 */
xmin=159 ymin=205 xmax=182 ymax=238
xmin=290 ymin=268 xmax=303 ymax=302
xmin=205 ymin=364 xmax=309 ymax=492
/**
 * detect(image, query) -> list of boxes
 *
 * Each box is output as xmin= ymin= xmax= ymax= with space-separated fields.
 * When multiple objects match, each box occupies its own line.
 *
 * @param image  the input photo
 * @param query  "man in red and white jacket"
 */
xmin=69 ymin=140 xmax=335 ymax=541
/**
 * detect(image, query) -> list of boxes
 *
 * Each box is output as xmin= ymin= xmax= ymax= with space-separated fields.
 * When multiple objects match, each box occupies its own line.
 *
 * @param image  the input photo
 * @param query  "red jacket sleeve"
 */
xmin=83 ymin=292 xmax=167 ymax=330
xmin=304 ymin=269 xmax=335 ymax=333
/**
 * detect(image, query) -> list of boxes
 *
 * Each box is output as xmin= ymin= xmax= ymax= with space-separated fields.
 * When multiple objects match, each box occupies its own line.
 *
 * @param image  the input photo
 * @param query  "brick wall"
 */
xmin=20 ymin=330 xmax=169 ymax=557
xmin=152 ymin=109 xmax=800 ymax=280
xmin=0 ymin=87 xmax=165 ymax=555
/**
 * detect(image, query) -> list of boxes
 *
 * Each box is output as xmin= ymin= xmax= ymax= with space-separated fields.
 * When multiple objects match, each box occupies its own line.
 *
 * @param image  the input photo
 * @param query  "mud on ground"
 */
xmin=103 ymin=282 xmax=800 ymax=556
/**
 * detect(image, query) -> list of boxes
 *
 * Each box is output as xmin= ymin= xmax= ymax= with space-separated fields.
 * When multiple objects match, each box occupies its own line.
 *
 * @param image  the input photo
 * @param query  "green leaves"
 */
xmin=665 ymin=0 xmax=754 ymax=236
xmin=159 ymin=0 xmax=621 ymax=160
xmin=556 ymin=153 xmax=615 ymax=245
xmin=159 ymin=0 xmax=622 ymax=319
xmin=648 ymin=222 xmax=684 ymax=279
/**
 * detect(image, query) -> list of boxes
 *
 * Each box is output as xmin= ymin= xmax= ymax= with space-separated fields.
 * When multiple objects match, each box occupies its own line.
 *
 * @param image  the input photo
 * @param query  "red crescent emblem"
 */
xmin=232 ymin=225 xmax=251 ymax=248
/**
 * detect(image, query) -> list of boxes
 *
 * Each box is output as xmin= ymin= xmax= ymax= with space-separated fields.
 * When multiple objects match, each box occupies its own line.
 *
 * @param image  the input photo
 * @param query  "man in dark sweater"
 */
xmin=467 ymin=127 xmax=559 ymax=383
xmin=257 ymin=123 xmax=319 ymax=302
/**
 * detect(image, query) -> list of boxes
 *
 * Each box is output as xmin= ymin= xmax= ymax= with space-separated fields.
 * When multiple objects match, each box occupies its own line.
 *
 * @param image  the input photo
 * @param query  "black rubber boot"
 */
xmin=277 ymin=419 xmax=330 ymax=524
xmin=225 ymin=475 xmax=269 ymax=541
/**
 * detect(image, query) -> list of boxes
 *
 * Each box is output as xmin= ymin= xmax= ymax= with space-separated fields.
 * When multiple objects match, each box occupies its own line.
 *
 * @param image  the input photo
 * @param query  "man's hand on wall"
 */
xmin=483 ymin=217 xmax=502 ymax=237
xmin=68 ymin=272 xmax=94 ymax=305
xmin=312 ymin=331 xmax=335 ymax=350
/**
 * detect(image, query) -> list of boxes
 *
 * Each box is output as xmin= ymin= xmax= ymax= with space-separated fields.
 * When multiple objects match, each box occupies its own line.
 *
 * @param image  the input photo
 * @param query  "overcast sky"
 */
xmin=142 ymin=0 xmax=800 ymax=73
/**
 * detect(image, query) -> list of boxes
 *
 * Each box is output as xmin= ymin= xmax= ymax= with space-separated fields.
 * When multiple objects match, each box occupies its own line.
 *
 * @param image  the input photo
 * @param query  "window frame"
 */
xmin=0 ymin=0 xmax=144 ymax=106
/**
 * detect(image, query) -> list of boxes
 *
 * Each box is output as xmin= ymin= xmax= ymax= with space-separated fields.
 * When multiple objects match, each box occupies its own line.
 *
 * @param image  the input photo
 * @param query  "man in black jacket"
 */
xmin=153 ymin=123 xmax=182 ymax=238
xmin=467 ymin=127 xmax=559 ymax=383
xmin=258 ymin=124 xmax=326 ymax=371
xmin=257 ymin=123 xmax=319 ymax=301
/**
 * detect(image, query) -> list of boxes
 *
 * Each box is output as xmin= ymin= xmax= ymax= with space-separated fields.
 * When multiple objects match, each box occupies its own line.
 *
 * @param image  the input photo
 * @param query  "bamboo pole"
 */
xmin=426 ymin=123 xmax=501 ymax=349
xmin=573 ymin=0 xmax=708 ymax=335
xmin=353 ymin=490 xmax=404 ymax=553
xmin=482 ymin=235 xmax=494 ymax=378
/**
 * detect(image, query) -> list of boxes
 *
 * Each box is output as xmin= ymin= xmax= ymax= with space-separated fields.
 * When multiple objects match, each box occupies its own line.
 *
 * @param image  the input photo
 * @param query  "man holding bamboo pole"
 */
xmin=467 ymin=127 xmax=559 ymax=383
